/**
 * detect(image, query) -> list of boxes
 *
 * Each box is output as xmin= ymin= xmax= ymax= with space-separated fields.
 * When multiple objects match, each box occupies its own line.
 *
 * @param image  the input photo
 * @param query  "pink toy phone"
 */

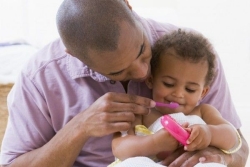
xmin=160 ymin=115 xmax=190 ymax=146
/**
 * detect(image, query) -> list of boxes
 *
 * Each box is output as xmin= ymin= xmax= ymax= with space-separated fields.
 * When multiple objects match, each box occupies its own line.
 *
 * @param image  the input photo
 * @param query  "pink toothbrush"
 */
xmin=161 ymin=115 xmax=190 ymax=145
xmin=155 ymin=102 xmax=179 ymax=109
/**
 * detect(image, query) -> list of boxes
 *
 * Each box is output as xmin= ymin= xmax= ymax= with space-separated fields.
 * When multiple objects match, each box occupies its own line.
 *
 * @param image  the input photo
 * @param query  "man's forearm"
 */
xmin=5 ymin=114 xmax=89 ymax=167
xmin=228 ymin=130 xmax=249 ymax=167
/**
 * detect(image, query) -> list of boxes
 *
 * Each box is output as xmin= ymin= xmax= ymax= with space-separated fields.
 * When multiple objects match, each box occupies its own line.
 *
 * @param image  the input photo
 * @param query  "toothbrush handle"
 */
xmin=160 ymin=115 xmax=190 ymax=145
xmin=155 ymin=102 xmax=179 ymax=109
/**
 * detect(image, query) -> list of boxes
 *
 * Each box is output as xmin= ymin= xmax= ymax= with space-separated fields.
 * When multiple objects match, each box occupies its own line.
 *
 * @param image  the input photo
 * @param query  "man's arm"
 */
xmin=1 ymin=93 xmax=154 ymax=167
xmin=4 ymin=113 xmax=89 ymax=167
xmin=197 ymin=129 xmax=249 ymax=167
xmin=227 ymin=130 xmax=249 ymax=167
xmin=161 ymin=129 xmax=249 ymax=167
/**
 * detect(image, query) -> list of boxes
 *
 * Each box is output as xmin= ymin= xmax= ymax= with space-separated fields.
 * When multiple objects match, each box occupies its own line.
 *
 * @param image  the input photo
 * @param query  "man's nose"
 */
xmin=132 ymin=62 xmax=149 ymax=79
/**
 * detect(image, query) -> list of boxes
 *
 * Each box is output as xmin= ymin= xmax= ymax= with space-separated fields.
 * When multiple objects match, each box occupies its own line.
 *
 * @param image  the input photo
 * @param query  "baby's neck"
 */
xmin=143 ymin=108 xmax=163 ymax=127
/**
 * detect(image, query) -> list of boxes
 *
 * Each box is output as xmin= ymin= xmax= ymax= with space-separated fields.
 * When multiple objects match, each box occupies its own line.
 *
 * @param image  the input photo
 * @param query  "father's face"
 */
xmin=87 ymin=21 xmax=152 ymax=82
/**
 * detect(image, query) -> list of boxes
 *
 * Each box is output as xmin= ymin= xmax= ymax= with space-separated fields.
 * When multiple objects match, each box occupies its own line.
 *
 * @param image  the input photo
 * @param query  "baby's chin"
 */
xmin=157 ymin=108 xmax=180 ymax=115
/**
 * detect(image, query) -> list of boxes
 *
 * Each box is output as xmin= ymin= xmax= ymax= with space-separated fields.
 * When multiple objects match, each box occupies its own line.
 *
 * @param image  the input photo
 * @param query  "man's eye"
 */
xmin=186 ymin=88 xmax=196 ymax=93
xmin=141 ymin=44 xmax=145 ymax=54
xmin=111 ymin=73 xmax=121 ymax=76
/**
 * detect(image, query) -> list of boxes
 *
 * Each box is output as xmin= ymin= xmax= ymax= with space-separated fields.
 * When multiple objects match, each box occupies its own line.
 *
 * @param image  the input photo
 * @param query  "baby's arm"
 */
xmin=184 ymin=104 xmax=240 ymax=153
xmin=111 ymin=115 xmax=179 ymax=161
xmin=184 ymin=124 xmax=212 ymax=151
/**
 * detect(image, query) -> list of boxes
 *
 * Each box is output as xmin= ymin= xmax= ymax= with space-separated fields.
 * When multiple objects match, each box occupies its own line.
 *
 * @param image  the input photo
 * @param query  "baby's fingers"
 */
xmin=186 ymin=129 xmax=198 ymax=144
xmin=181 ymin=122 xmax=189 ymax=128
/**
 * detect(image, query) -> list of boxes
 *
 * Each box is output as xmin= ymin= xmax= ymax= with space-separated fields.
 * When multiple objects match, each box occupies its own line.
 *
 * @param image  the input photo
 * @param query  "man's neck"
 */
xmin=121 ymin=81 xmax=129 ymax=93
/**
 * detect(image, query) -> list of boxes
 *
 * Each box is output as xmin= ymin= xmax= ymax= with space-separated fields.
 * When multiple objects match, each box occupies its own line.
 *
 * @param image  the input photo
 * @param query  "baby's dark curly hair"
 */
xmin=151 ymin=29 xmax=216 ymax=86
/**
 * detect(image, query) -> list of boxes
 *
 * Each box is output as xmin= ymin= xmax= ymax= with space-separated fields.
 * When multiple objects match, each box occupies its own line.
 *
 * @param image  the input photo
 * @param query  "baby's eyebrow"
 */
xmin=187 ymin=82 xmax=200 ymax=87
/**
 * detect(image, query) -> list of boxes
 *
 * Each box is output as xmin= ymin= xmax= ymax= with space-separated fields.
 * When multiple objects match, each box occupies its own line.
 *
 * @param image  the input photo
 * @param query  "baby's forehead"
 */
xmin=162 ymin=47 xmax=208 ymax=64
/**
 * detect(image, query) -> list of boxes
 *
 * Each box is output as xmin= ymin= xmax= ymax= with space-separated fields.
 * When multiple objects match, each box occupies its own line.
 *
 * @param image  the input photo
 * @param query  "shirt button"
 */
xmin=110 ymin=80 xmax=116 ymax=84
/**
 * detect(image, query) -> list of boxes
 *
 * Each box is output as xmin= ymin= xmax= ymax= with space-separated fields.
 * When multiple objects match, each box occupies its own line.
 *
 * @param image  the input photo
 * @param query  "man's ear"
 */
xmin=145 ymin=75 xmax=153 ymax=89
xmin=200 ymin=86 xmax=210 ymax=100
xmin=124 ymin=0 xmax=132 ymax=10
xmin=65 ymin=49 xmax=75 ymax=57
xmin=65 ymin=48 xmax=70 ymax=54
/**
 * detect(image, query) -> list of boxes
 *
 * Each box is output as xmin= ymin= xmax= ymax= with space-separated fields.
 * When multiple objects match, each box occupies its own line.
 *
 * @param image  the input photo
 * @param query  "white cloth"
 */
xmin=121 ymin=112 xmax=206 ymax=137
xmin=148 ymin=112 xmax=206 ymax=133
xmin=117 ymin=114 xmax=226 ymax=167
xmin=115 ymin=157 xmax=227 ymax=167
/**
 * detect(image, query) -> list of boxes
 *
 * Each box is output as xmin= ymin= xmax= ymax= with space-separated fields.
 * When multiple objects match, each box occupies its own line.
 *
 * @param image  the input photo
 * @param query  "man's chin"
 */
xmin=120 ymin=78 xmax=146 ymax=82
xmin=132 ymin=73 xmax=150 ymax=82
xmin=120 ymin=73 xmax=150 ymax=82
xmin=131 ymin=77 xmax=148 ymax=82
xmin=134 ymin=78 xmax=147 ymax=82
xmin=137 ymin=74 xmax=151 ymax=82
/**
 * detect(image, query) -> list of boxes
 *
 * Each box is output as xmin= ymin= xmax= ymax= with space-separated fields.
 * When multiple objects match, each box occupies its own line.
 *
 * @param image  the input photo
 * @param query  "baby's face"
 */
xmin=149 ymin=53 xmax=209 ymax=115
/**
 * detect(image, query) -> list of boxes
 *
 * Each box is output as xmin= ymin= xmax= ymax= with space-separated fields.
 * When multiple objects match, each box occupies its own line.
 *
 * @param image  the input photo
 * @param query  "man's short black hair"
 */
xmin=56 ymin=0 xmax=136 ymax=61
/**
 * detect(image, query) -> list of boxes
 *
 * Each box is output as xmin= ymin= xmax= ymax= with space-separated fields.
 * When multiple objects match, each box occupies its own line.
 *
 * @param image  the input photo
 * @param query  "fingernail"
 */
xmin=150 ymin=100 xmax=156 ymax=108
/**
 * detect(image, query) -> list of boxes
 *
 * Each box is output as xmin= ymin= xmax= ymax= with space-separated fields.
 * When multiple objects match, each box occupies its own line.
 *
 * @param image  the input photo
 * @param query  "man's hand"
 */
xmin=77 ymin=92 xmax=155 ymax=137
xmin=161 ymin=146 xmax=232 ymax=167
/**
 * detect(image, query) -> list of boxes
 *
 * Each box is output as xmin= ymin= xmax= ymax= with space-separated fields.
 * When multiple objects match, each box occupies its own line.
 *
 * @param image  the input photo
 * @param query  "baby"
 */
xmin=109 ymin=29 xmax=241 ymax=166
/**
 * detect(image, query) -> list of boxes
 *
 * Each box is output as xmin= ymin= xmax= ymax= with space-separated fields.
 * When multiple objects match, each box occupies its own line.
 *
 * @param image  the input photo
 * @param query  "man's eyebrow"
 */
xmin=137 ymin=43 xmax=144 ymax=59
xmin=108 ymin=43 xmax=144 ymax=76
xmin=108 ymin=32 xmax=144 ymax=76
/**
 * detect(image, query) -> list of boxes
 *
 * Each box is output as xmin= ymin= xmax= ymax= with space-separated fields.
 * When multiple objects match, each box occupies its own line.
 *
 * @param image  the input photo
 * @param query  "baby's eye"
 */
xmin=163 ymin=82 xmax=174 ymax=87
xmin=185 ymin=88 xmax=196 ymax=93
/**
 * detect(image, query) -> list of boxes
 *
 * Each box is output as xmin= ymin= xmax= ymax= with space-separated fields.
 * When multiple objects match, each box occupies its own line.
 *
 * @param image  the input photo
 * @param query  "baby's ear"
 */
xmin=145 ymin=75 xmax=153 ymax=89
xmin=200 ymin=86 xmax=210 ymax=100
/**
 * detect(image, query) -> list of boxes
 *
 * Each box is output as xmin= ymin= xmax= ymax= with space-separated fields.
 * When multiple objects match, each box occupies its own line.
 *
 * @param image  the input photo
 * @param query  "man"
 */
xmin=0 ymin=0 xmax=248 ymax=166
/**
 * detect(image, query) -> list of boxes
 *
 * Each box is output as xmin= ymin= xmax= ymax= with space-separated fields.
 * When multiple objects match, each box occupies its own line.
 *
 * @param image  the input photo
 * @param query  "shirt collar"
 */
xmin=66 ymin=54 xmax=110 ymax=82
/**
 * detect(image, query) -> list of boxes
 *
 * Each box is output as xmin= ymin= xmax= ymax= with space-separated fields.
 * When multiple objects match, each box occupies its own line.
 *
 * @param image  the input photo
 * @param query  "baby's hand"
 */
xmin=184 ymin=124 xmax=211 ymax=151
xmin=181 ymin=122 xmax=189 ymax=128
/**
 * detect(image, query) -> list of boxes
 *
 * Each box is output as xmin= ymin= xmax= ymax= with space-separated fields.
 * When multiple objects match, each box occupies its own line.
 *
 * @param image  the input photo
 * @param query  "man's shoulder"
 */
xmin=135 ymin=12 xmax=179 ymax=44
xmin=35 ymin=38 xmax=66 ymax=61
xmin=23 ymin=38 xmax=68 ymax=80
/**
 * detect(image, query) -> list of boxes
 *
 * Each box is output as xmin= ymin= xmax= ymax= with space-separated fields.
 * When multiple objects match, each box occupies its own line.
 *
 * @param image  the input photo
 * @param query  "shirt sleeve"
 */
xmin=0 ymin=72 xmax=55 ymax=165
xmin=200 ymin=54 xmax=242 ymax=128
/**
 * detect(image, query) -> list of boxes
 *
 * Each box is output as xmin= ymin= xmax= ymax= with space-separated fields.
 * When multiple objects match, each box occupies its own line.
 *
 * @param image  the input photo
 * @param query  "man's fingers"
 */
xmin=103 ymin=92 xmax=155 ymax=108
xmin=168 ymin=151 xmax=197 ymax=167
xmin=99 ymin=93 xmax=153 ymax=115
xmin=199 ymin=154 xmax=227 ymax=165
xmin=161 ymin=147 xmax=186 ymax=166
xmin=110 ymin=102 xmax=152 ymax=115
xmin=108 ymin=122 xmax=134 ymax=133
xmin=99 ymin=110 xmax=136 ymax=122
xmin=91 ymin=121 xmax=132 ymax=136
